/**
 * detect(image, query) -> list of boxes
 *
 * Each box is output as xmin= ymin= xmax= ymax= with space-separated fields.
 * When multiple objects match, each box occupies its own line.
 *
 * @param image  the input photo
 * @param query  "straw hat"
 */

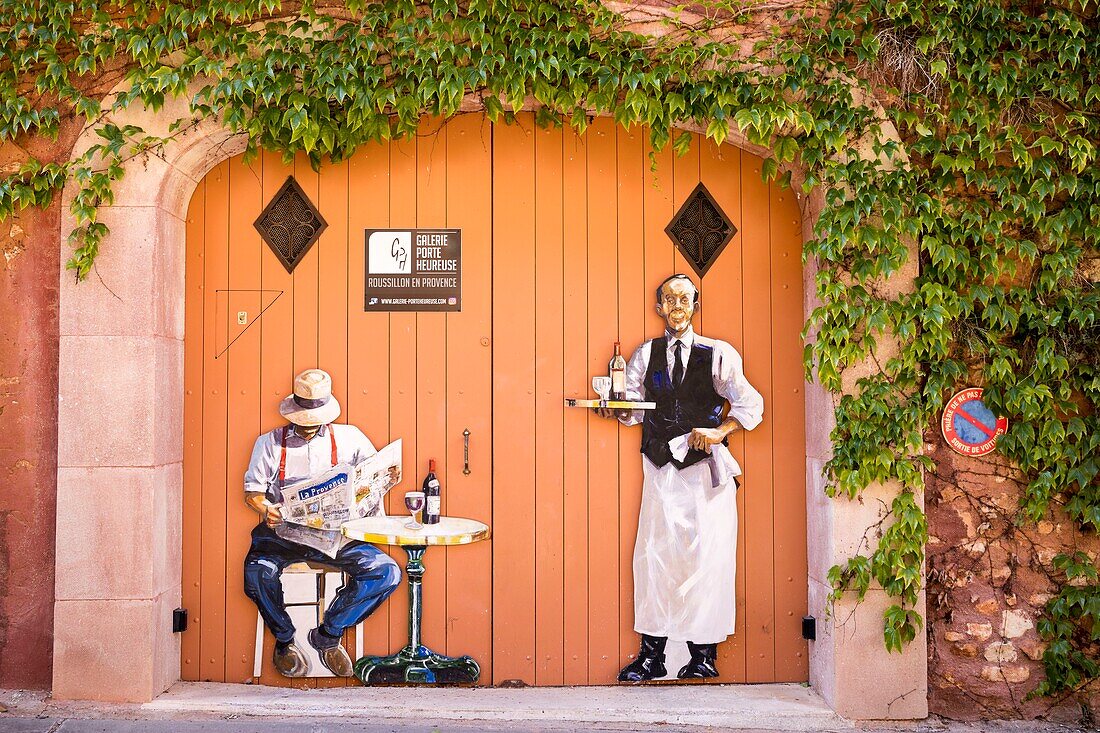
xmin=279 ymin=369 xmax=341 ymax=426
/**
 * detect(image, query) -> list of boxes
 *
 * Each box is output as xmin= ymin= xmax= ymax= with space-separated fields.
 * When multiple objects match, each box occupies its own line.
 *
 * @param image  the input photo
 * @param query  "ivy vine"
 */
xmin=1 ymin=0 xmax=1096 ymax=700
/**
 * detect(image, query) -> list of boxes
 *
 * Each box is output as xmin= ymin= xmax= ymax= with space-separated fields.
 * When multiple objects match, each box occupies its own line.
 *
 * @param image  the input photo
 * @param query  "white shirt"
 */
xmin=620 ymin=327 xmax=764 ymax=431
xmin=244 ymin=423 xmax=378 ymax=503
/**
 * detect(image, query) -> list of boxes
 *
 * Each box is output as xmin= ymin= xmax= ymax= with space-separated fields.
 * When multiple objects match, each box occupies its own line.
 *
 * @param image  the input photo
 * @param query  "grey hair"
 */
xmin=655 ymin=274 xmax=699 ymax=304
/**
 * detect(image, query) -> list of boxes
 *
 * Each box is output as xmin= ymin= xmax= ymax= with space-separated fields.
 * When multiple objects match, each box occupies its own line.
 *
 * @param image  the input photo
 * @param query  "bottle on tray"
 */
xmin=609 ymin=341 xmax=627 ymax=401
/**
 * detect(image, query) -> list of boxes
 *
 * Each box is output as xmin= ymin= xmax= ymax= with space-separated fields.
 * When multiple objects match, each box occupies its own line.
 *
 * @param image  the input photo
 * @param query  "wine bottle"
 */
xmin=609 ymin=341 xmax=627 ymax=401
xmin=423 ymin=459 xmax=441 ymax=524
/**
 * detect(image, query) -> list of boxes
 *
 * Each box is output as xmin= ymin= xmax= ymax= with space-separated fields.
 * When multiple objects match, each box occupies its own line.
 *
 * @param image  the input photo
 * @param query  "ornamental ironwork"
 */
xmin=254 ymin=176 xmax=328 ymax=273
xmin=664 ymin=183 xmax=737 ymax=278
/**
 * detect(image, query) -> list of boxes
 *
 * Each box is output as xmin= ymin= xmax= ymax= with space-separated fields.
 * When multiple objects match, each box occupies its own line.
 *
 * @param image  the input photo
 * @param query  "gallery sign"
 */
xmin=941 ymin=387 xmax=1008 ymax=456
xmin=364 ymin=229 xmax=461 ymax=312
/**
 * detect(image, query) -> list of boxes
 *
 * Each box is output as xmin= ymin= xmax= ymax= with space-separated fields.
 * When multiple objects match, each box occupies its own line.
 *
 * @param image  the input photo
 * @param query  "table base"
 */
xmin=354 ymin=644 xmax=480 ymax=685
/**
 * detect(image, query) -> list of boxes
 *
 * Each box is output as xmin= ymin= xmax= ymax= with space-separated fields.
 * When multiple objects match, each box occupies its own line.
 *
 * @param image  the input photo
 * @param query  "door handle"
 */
xmin=463 ymin=428 xmax=471 ymax=475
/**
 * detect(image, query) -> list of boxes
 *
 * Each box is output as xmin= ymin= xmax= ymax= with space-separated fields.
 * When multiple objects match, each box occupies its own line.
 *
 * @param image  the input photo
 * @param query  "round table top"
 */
xmin=341 ymin=515 xmax=490 ymax=546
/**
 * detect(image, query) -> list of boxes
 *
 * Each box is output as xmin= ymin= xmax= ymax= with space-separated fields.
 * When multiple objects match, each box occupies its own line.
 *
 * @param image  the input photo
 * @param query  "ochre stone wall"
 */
xmin=0 ymin=144 xmax=63 ymax=689
xmin=0 ymin=68 xmax=121 ymax=690
xmin=926 ymin=432 xmax=1100 ymax=721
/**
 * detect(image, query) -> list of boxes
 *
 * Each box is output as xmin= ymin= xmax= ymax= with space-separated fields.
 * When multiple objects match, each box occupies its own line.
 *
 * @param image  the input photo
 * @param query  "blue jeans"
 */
xmin=244 ymin=523 xmax=401 ymax=644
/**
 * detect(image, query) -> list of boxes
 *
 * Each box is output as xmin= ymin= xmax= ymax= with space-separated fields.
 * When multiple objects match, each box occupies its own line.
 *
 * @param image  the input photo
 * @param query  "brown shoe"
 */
xmin=308 ymin=627 xmax=354 ymax=677
xmin=272 ymin=640 xmax=310 ymax=677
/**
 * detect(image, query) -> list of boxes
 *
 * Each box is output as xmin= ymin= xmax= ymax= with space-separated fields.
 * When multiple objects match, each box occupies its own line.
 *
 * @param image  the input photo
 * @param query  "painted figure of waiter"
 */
xmin=243 ymin=369 xmax=401 ymax=678
xmin=598 ymin=274 xmax=764 ymax=681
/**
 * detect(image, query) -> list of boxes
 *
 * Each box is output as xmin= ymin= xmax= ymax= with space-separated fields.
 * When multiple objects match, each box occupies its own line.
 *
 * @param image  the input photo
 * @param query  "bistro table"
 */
xmin=341 ymin=515 xmax=490 ymax=685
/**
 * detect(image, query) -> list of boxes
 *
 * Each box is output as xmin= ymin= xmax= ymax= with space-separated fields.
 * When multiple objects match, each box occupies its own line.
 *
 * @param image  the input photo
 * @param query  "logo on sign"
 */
xmin=941 ymin=387 xmax=1008 ymax=457
xmin=368 ymin=231 xmax=412 ymax=274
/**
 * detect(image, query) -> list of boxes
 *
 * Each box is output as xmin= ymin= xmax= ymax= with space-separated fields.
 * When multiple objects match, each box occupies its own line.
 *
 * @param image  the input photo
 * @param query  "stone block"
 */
xmin=110 ymin=153 xmax=191 ymax=213
xmin=57 ymin=335 xmax=156 ymax=467
xmin=952 ymin=642 xmax=978 ymax=657
xmin=983 ymin=642 xmax=1017 ymax=663
xmin=804 ymin=379 xmax=835 ymax=461
xmin=805 ymin=458 xmax=834 ymax=585
xmin=170 ymin=124 xmax=248 ymax=194
xmin=807 ymin=577 xmax=836 ymax=707
xmin=59 ymin=207 xmax=157 ymax=337
xmin=152 ymin=462 xmax=183 ymax=596
xmin=154 ymin=336 xmax=185 ymax=465
xmin=1019 ymin=639 xmax=1047 ymax=661
xmin=815 ymin=586 xmax=928 ymax=720
xmin=967 ymin=623 xmax=993 ymax=640
xmin=1000 ymin=610 xmax=1033 ymax=639
xmin=52 ymin=598 xmax=156 ymax=701
xmin=55 ymin=467 xmax=155 ymax=600
xmin=830 ymin=480 xmax=904 ymax=560
xmin=152 ymin=589 xmax=182 ymax=696
xmin=980 ymin=665 xmax=1030 ymax=684
xmin=154 ymin=213 xmax=187 ymax=340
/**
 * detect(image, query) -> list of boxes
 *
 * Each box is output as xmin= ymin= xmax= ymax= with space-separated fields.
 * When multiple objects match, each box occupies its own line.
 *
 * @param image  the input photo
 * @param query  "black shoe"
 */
xmin=272 ymin=640 xmax=310 ymax=678
xmin=677 ymin=641 xmax=719 ymax=679
xmin=618 ymin=634 xmax=668 ymax=682
xmin=308 ymin=627 xmax=354 ymax=677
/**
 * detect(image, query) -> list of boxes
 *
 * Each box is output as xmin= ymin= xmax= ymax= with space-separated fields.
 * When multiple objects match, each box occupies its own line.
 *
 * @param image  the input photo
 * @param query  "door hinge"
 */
xmin=173 ymin=608 xmax=188 ymax=633
xmin=802 ymin=615 xmax=816 ymax=641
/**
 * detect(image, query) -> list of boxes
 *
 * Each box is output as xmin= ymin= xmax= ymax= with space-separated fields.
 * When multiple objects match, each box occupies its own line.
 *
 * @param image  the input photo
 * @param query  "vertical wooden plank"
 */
xmin=443 ymin=114 xmax=493 ymax=678
xmin=198 ymin=161 xmax=230 ymax=682
xmin=534 ymin=122 xmax=565 ymax=685
xmin=561 ymin=124 xmax=590 ymax=685
xmin=700 ymin=138 xmax=747 ymax=682
xmin=491 ymin=115 xmax=537 ymax=684
xmin=387 ymin=134 xmax=418 ymax=651
xmin=741 ymin=152 xmax=776 ymax=682
xmin=671 ymin=138 xmax=701 ymax=300
xmin=635 ymin=134 xmax=675 ymax=670
xmin=318 ymin=155 xmax=352 ymax=684
xmin=293 ymin=152 xmax=321 ymax=374
xmin=642 ymin=142 xmax=677 ymax=332
xmin=770 ymin=182 xmax=809 ymax=681
xmin=615 ymin=126 xmax=645 ymax=673
xmin=256 ymin=149 xmax=296 ymax=686
xmin=347 ymin=141 xmax=394 ymax=657
xmin=318 ymin=158 xmax=350 ymax=432
xmin=181 ymin=181 xmax=206 ymax=681
xmin=585 ymin=117 xmax=620 ymax=683
xmin=224 ymin=155 xmax=265 ymax=684
xmin=415 ymin=118 xmax=450 ymax=655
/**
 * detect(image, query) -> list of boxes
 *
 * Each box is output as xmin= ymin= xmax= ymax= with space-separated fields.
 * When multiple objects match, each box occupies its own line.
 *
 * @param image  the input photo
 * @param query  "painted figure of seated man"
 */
xmin=597 ymin=274 xmax=764 ymax=681
xmin=243 ymin=368 xmax=401 ymax=678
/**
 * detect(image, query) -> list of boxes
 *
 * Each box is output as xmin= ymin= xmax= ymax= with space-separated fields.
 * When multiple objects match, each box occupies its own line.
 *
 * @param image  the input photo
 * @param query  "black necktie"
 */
xmin=671 ymin=341 xmax=683 ymax=387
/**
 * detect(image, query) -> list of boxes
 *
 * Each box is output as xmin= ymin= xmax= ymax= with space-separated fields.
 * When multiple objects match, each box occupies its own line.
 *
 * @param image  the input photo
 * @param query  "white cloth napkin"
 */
xmin=668 ymin=433 xmax=742 ymax=487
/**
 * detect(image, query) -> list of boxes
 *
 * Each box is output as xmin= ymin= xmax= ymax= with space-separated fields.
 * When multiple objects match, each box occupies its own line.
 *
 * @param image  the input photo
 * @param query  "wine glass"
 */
xmin=592 ymin=376 xmax=612 ymax=404
xmin=404 ymin=491 xmax=426 ymax=529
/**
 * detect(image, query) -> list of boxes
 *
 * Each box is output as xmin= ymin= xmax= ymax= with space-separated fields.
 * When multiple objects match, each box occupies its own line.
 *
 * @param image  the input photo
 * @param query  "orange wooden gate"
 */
xmin=181 ymin=113 xmax=807 ymax=687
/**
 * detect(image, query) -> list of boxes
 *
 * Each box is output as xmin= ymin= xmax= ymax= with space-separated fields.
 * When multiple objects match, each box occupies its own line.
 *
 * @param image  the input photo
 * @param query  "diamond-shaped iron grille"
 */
xmin=664 ymin=183 xmax=737 ymax=278
xmin=254 ymin=176 xmax=328 ymax=274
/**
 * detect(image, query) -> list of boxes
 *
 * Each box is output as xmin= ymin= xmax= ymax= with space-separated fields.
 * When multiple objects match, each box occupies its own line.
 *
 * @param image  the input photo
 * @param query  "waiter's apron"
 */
xmin=632 ymin=455 xmax=738 ymax=644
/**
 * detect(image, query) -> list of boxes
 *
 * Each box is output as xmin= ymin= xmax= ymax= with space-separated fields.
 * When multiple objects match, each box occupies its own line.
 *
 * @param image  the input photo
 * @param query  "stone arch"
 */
xmin=54 ymin=81 xmax=925 ymax=719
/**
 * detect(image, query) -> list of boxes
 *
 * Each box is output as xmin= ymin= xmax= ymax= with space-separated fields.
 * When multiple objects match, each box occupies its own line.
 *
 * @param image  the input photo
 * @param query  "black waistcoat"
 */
xmin=641 ymin=336 xmax=726 ymax=469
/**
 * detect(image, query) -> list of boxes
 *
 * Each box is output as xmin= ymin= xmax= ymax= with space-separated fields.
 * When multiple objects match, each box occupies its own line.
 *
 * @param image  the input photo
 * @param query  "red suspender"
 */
xmin=278 ymin=426 xmax=288 ymax=484
xmin=278 ymin=425 xmax=338 ymax=485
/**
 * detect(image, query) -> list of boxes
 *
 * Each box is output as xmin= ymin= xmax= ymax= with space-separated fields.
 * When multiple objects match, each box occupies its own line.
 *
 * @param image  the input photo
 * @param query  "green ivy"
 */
xmin=1 ymin=0 xmax=1097 ymax=698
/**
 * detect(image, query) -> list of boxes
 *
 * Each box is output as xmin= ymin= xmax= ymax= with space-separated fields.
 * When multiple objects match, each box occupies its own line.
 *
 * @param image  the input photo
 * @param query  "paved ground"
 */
xmin=0 ymin=686 xmax=1091 ymax=733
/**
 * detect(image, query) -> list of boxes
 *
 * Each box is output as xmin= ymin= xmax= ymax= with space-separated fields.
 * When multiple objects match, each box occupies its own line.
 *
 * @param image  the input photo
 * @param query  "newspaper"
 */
xmin=274 ymin=439 xmax=402 ymax=557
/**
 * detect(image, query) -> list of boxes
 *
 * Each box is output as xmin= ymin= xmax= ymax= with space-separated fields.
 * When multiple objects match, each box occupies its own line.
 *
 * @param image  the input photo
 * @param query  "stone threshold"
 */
xmin=143 ymin=681 xmax=850 ymax=731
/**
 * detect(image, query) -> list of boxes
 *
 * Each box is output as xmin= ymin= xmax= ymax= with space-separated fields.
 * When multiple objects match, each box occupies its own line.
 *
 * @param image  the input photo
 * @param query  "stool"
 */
xmin=252 ymin=561 xmax=363 ymax=678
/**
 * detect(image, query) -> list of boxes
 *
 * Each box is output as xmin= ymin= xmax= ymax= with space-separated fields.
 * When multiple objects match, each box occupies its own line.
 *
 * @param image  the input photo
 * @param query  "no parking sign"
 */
xmin=941 ymin=387 xmax=1008 ymax=456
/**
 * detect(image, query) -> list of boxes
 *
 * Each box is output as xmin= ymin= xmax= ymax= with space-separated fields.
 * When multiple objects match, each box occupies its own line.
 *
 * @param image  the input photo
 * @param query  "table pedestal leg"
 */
xmin=353 ymin=545 xmax=481 ymax=685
